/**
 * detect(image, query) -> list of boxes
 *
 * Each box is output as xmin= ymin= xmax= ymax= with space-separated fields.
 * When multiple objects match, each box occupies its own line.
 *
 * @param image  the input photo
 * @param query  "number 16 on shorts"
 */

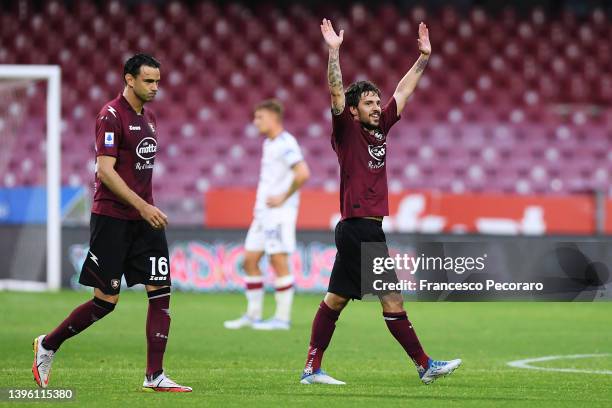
xmin=149 ymin=257 xmax=169 ymax=281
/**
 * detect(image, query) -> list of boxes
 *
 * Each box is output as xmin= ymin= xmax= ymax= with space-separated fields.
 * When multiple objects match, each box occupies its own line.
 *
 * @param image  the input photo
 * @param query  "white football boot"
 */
xmin=142 ymin=371 xmax=192 ymax=392
xmin=419 ymin=358 xmax=462 ymax=384
xmin=32 ymin=335 xmax=55 ymax=389
xmin=300 ymin=369 xmax=346 ymax=385
xmin=223 ymin=315 xmax=260 ymax=329
xmin=252 ymin=318 xmax=290 ymax=331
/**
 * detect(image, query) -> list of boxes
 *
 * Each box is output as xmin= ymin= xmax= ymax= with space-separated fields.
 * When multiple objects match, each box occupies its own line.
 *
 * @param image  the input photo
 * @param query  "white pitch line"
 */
xmin=507 ymin=354 xmax=612 ymax=375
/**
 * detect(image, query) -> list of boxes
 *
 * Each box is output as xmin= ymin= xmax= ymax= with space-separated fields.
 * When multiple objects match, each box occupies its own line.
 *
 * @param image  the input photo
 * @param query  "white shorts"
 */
xmin=244 ymin=208 xmax=297 ymax=254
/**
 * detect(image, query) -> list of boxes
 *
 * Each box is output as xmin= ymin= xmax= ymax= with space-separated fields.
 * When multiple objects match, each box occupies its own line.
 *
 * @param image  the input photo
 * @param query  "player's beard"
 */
xmin=361 ymin=120 xmax=380 ymax=131
xmin=360 ymin=110 xmax=381 ymax=131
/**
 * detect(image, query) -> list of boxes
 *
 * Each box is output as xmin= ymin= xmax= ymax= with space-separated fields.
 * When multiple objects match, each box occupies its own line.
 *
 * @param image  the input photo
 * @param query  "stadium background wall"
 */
xmin=3 ymin=226 xmax=609 ymax=300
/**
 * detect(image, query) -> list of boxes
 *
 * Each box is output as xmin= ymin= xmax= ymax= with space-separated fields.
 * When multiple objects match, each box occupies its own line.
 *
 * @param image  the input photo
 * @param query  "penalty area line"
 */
xmin=507 ymin=353 xmax=612 ymax=375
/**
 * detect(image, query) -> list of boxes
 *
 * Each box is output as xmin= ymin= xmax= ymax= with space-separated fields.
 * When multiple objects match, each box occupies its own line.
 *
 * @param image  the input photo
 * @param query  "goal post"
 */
xmin=0 ymin=65 xmax=61 ymax=291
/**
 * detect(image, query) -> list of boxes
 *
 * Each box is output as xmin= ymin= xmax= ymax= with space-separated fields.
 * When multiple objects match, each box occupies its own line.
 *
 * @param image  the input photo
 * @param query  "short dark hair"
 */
xmin=254 ymin=99 xmax=284 ymax=119
xmin=345 ymin=80 xmax=381 ymax=108
xmin=123 ymin=53 xmax=161 ymax=83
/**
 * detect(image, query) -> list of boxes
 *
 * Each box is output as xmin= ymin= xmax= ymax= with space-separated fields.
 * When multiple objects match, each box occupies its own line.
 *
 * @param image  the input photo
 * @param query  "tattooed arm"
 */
xmin=320 ymin=19 xmax=345 ymax=115
xmin=393 ymin=22 xmax=432 ymax=115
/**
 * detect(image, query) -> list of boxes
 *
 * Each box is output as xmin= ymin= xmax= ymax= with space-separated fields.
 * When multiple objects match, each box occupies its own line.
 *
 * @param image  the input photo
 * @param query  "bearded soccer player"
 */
xmin=31 ymin=54 xmax=191 ymax=392
xmin=300 ymin=20 xmax=461 ymax=385
xmin=224 ymin=99 xmax=310 ymax=331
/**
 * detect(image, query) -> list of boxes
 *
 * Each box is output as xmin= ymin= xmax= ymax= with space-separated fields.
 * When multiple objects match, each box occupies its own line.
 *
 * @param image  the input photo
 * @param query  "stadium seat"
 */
xmin=2 ymin=1 xmax=610 ymax=212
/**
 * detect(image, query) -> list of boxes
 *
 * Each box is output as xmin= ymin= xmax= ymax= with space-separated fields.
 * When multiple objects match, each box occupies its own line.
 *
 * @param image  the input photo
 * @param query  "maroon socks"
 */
xmin=42 ymin=287 xmax=172 ymax=380
xmin=303 ymin=301 xmax=340 ymax=375
xmin=383 ymin=311 xmax=430 ymax=369
xmin=146 ymin=287 xmax=171 ymax=379
xmin=43 ymin=297 xmax=115 ymax=351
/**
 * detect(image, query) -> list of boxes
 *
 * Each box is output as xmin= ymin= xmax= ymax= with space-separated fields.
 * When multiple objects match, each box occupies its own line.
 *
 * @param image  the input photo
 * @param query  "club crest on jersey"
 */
xmin=110 ymin=279 xmax=120 ymax=289
xmin=104 ymin=132 xmax=114 ymax=147
xmin=368 ymin=143 xmax=386 ymax=162
xmin=148 ymin=122 xmax=156 ymax=133
xmin=368 ymin=142 xmax=386 ymax=169
xmin=136 ymin=137 xmax=157 ymax=160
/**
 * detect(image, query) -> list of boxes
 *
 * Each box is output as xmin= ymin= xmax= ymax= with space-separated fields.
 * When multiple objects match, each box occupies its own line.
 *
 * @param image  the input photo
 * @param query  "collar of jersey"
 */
xmin=119 ymin=93 xmax=145 ymax=115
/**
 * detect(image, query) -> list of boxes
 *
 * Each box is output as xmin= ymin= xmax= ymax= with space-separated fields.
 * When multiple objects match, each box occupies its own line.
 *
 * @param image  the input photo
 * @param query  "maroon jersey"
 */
xmin=92 ymin=94 xmax=157 ymax=220
xmin=331 ymin=97 xmax=400 ymax=219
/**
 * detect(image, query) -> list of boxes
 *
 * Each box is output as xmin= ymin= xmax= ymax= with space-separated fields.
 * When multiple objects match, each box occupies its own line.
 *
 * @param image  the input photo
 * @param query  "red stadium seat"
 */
xmin=1 ymin=1 xmax=610 ymax=198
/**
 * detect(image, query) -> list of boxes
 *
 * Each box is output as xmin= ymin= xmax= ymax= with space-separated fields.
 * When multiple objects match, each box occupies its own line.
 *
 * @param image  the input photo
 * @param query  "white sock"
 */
xmin=244 ymin=276 xmax=264 ymax=321
xmin=273 ymin=275 xmax=294 ymax=322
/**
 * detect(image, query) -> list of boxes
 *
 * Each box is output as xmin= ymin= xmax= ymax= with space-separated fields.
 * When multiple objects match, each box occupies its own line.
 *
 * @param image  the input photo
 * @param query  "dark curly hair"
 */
xmin=345 ymin=80 xmax=381 ymax=108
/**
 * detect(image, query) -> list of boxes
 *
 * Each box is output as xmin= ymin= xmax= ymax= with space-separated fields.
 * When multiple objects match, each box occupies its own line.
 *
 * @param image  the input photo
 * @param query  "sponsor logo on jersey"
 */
xmin=104 ymin=132 xmax=114 ymax=147
xmin=136 ymin=137 xmax=157 ymax=160
xmin=129 ymin=125 xmax=141 ymax=131
xmin=135 ymin=162 xmax=155 ymax=170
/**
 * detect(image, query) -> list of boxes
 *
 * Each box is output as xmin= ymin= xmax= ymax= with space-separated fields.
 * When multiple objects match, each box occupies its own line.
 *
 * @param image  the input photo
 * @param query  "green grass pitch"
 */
xmin=1 ymin=291 xmax=611 ymax=407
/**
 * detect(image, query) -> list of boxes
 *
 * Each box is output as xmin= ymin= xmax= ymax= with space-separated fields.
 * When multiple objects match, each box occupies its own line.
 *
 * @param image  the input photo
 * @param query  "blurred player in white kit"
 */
xmin=224 ymin=99 xmax=310 ymax=331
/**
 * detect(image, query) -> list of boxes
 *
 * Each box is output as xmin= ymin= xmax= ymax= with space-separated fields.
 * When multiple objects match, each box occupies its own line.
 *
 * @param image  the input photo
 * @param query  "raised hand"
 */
xmin=320 ymin=18 xmax=344 ymax=49
xmin=417 ymin=22 xmax=431 ymax=55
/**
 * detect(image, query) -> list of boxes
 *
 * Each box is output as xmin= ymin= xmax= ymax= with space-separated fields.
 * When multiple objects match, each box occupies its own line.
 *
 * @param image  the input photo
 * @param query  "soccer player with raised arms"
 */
xmin=300 ymin=20 xmax=461 ymax=385
xmin=224 ymin=99 xmax=310 ymax=330
xmin=32 ymin=54 xmax=191 ymax=392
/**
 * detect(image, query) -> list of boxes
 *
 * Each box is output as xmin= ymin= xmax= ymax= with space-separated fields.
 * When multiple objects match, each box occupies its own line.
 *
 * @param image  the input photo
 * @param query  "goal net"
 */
xmin=0 ymin=65 xmax=61 ymax=291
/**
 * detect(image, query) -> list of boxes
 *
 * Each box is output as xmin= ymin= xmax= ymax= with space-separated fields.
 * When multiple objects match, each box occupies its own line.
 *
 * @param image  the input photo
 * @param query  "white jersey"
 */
xmin=254 ymin=131 xmax=304 ymax=216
